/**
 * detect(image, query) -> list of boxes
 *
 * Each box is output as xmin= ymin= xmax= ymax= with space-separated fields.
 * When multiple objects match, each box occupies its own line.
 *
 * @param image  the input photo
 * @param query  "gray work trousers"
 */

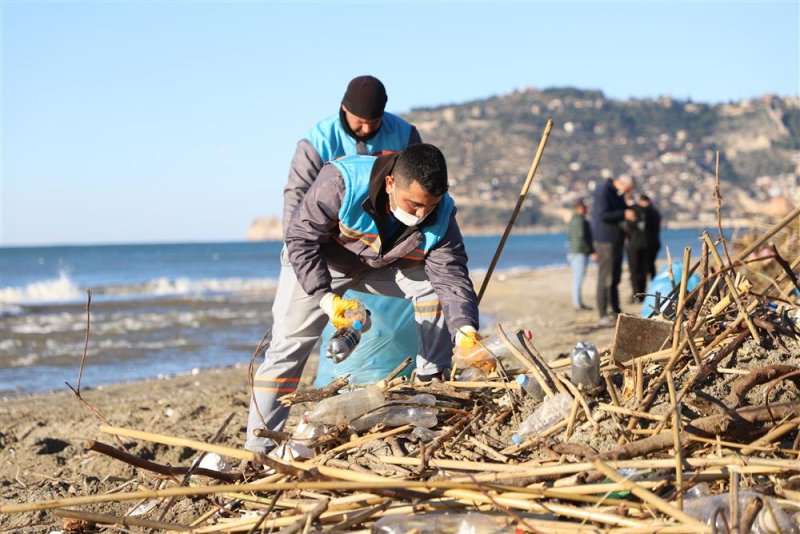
xmin=245 ymin=249 xmax=452 ymax=453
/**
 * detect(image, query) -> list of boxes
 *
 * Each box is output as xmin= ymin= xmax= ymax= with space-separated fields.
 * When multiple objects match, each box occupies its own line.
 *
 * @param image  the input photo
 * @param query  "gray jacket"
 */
xmin=282 ymin=115 xmax=422 ymax=234
xmin=285 ymin=156 xmax=479 ymax=334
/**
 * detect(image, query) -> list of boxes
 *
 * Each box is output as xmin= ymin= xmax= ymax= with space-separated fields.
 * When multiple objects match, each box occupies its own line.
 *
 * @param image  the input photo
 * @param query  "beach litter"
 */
xmin=1 ymin=211 xmax=799 ymax=533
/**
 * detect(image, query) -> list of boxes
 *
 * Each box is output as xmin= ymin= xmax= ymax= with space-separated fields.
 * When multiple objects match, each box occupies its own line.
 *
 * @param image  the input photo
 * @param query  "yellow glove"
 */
xmin=455 ymin=326 xmax=481 ymax=347
xmin=319 ymin=293 xmax=360 ymax=329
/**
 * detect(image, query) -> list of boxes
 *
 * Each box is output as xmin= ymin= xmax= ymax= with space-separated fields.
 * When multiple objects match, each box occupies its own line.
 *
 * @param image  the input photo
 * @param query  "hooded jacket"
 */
xmin=285 ymin=153 xmax=479 ymax=334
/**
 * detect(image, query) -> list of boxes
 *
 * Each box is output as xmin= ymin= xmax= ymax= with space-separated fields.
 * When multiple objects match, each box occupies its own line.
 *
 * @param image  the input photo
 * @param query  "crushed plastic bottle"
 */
xmin=268 ymin=419 xmax=329 ymax=460
xmin=452 ymin=337 xmax=504 ymax=375
xmin=351 ymin=394 xmax=437 ymax=431
xmin=515 ymin=374 xmax=545 ymax=401
xmin=326 ymin=301 xmax=372 ymax=363
xmin=458 ymin=366 xmax=488 ymax=382
xmin=511 ymin=392 xmax=572 ymax=444
xmin=683 ymin=491 xmax=797 ymax=533
xmin=571 ymin=341 xmax=601 ymax=390
xmin=305 ymin=385 xmax=385 ymax=426
xmin=372 ymin=511 xmax=507 ymax=533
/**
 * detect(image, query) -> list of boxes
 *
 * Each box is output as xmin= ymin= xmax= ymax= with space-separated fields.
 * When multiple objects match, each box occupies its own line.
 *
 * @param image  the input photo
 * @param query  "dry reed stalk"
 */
xmin=596 ymin=403 xmax=666 ymax=422
xmin=53 ymin=508 xmax=191 ymax=531
xmin=671 ymin=247 xmax=692 ymax=357
xmin=665 ymin=369 xmax=684 ymax=509
xmin=635 ymin=358 xmax=644 ymax=404
xmin=703 ymin=231 xmax=761 ymax=343
xmin=520 ymin=333 xmax=571 ymax=396
xmin=740 ymin=417 xmax=800 ymax=456
xmin=493 ymin=325 xmax=554 ymax=397
xmin=565 ymin=392 xmax=581 ymax=440
xmin=593 ymin=460 xmax=710 ymax=531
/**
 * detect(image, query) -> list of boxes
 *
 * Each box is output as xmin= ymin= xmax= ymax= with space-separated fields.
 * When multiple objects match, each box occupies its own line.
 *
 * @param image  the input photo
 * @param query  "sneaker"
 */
xmin=597 ymin=315 xmax=617 ymax=328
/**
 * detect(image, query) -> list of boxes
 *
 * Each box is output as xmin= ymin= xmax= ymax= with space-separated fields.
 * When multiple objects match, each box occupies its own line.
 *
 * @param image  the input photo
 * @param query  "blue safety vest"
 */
xmin=332 ymin=155 xmax=454 ymax=258
xmin=306 ymin=112 xmax=413 ymax=162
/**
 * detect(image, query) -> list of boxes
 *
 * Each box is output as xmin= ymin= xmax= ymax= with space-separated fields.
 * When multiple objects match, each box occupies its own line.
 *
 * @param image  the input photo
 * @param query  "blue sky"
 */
xmin=3 ymin=1 xmax=799 ymax=246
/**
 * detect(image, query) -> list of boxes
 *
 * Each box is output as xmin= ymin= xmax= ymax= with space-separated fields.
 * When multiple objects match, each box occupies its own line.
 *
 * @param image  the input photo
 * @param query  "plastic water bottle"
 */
xmin=511 ymin=392 xmax=572 ymax=444
xmin=515 ymin=374 xmax=544 ymax=401
xmin=326 ymin=304 xmax=372 ymax=363
xmin=351 ymin=394 xmax=438 ymax=431
xmin=571 ymin=341 xmax=600 ymax=390
xmin=305 ymin=385 xmax=385 ymax=426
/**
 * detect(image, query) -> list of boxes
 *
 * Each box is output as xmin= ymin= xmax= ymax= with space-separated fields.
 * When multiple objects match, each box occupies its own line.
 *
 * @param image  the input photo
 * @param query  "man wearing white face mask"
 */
xmin=245 ymin=144 xmax=480 ymax=453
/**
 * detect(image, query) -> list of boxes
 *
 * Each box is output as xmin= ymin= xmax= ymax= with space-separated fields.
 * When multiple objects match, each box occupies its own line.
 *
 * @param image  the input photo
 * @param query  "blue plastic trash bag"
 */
xmin=315 ymin=290 xmax=417 ymax=387
xmin=641 ymin=261 xmax=701 ymax=318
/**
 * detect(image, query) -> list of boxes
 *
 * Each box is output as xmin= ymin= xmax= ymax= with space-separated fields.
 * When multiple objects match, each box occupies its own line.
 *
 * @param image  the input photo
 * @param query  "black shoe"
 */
xmin=414 ymin=370 xmax=450 ymax=383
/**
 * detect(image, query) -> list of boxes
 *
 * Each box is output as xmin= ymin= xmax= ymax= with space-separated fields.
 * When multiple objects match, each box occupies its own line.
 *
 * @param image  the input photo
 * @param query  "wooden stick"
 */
xmin=477 ymin=119 xmax=554 ymax=302
xmin=520 ymin=333 xmax=570 ymax=396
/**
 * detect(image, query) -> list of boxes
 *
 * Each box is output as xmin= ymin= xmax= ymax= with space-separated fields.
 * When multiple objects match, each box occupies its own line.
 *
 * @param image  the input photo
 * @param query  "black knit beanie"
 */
xmin=341 ymin=76 xmax=388 ymax=120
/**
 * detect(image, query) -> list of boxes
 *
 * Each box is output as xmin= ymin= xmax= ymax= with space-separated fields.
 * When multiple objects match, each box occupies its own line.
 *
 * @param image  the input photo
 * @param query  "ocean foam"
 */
xmin=0 ymin=272 xmax=83 ymax=305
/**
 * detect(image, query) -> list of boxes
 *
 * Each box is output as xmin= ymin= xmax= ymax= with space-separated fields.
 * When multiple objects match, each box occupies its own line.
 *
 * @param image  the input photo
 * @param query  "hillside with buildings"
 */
xmin=250 ymin=89 xmax=798 ymax=239
xmin=404 ymin=88 xmax=799 ymax=232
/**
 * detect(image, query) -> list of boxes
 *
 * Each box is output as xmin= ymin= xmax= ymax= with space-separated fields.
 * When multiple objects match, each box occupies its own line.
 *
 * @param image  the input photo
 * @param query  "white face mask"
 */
xmin=391 ymin=188 xmax=428 ymax=226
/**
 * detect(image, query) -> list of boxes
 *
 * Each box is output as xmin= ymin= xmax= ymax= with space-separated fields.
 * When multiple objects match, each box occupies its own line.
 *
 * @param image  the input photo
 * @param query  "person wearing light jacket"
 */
xmin=282 ymin=75 xmax=422 ymax=235
xmin=246 ymin=144 xmax=479 ymax=453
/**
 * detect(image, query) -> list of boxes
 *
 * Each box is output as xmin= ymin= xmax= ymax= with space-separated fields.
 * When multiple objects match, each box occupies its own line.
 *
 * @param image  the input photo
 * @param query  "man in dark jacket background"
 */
xmin=626 ymin=193 xmax=662 ymax=302
xmin=246 ymin=144 xmax=480 ymax=454
xmin=592 ymin=175 xmax=636 ymax=326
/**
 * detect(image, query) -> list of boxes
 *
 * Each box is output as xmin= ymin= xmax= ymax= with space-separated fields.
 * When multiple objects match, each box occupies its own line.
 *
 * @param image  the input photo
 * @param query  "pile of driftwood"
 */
xmin=2 ymin=210 xmax=800 ymax=533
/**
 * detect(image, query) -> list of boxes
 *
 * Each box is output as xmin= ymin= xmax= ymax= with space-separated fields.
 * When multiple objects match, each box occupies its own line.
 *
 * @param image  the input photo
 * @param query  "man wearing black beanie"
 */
xmin=282 ymin=75 xmax=422 ymax=236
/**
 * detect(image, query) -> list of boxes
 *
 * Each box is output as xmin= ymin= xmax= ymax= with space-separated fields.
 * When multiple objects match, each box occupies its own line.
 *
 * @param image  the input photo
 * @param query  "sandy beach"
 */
xmin=0 ymin=264 xmax=638 ymax=529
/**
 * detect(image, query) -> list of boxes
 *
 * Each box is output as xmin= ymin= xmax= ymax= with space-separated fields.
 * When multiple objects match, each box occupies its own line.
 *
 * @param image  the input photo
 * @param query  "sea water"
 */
xmin=0 ymin=229 xmax=709 ymax=394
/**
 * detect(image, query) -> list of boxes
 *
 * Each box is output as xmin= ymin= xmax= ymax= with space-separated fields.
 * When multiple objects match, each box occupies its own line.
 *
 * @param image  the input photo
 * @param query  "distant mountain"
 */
xmin=250 ymin=88 xmax=798 ymax=240
xmin=403 ymin=88 xmax=799 ymax=232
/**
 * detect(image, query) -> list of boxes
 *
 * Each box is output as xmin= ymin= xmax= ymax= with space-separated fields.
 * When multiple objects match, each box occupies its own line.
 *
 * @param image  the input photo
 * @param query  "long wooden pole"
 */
xmin=477 ymin=119 xmax=554 ymax=303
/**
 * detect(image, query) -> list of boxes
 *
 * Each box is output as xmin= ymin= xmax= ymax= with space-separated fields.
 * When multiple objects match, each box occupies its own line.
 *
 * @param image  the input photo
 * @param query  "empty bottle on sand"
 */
xmin=305 ymin=385 xmax=385 ymax=426
xmin=515 ymin=374 xmax=545 ymax=401
xmin=351 ymin=394 xmax=438 ymax=431
xmin=511 ymin=392 xmax=572 ymax=444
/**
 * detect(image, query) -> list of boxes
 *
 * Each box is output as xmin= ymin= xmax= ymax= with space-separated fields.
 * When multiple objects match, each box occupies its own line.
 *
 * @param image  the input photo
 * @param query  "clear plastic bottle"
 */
xmin=326 ymin=302 xmax=372 ymax=363
xmin=515 ymin=374 xmax=544 ymax=401
xmin=458 ymin=366 xmax=488 ymax=382
xmin=570 ymin=341 xmax=600 ymax=390
xmin=351 ymin=394 xmax=437 ymax=431
xmin=452 ymin=341 xmax=497 ymax=375
xmin=344 ymin=300 xmax=371 ymax=332
xmin=683 ymin=491 xmax=796 ymax=533
xmin=511 ymin=392 xmax=572 ymax=444
xmin=305 ymin=385 xmax=385 ymax=426
xmin=373 ymin=511 xmax=507 ymax=533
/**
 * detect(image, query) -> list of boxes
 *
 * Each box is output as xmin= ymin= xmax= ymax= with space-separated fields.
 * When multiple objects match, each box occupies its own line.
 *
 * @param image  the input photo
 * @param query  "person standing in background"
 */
xmin=567 ymin=199 xmax=594 ymax=311
xmin=639 ymin=194 xmax=662 ymax=284
xmin=626 ymin=198 xmax=648 ymax=302
xmin=592 ymin=175 xmax=636 ymax=327
xmin=627 ymin=193 xmax=662 ymax=302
